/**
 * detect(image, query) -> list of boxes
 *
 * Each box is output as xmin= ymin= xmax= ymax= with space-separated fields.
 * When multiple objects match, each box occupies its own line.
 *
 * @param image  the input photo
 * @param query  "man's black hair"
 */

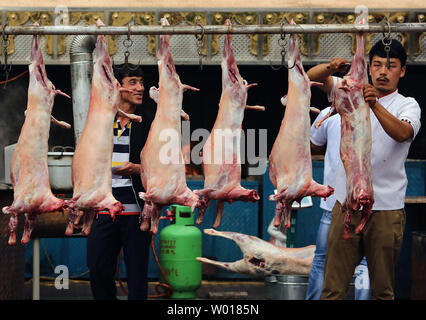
xmin=369 ymin=39 xmax=407 ymax=67
xmin=113 ymin=63 xmax=145 ymax=84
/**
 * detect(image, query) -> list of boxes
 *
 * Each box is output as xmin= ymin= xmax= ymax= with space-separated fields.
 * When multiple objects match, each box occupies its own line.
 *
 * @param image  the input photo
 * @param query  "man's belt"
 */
xmin=98 ymin=211 xmax=140 ymax=216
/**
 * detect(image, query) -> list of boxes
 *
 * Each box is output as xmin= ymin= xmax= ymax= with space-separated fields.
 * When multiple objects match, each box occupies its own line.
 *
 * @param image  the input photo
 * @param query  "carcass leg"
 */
xmin=140 ymin=201 xmax=163 ymax=234
xmin=273 ymin=201 xmax=293 ymax=229
xmin=7 ymin=213 xmax=18 ymax=245
xmin=268 ymin=187 xmax=288 ymax=202
xmin=149 ymin=204 xmax=163 ymax=234
xmin=195 ymin=199 xmax=210 ymax=225
xmin=195 ymin=196 xmax=209 ymax=224
xmin=107 ymin=201 xmax=125 ymax=221
xmin=172 ymin=187 xmax=200 ymax=211
xmin=193 ymin=188 xmax=215 ymax=225
xmin=140 ymin=200 xmax=153 ymax=232
xmin=201 ymin=228 xmax=266 ymax=260
xmin=81 ymin=210 xmax=96 ymax=236
xmin=21 ymin=212 xmax=38 ymax=244
xmin=212 ymin=201 xmax=225 ymax=229
xmin=273 ymin=201 xmax=284 ymax=227
xmin=283 ymin=203 xmax=292 ymax=229
xmin=65 ymin=208 xmax=84 ymax=236
xmin=269 ymin=188 xmax=288 ymax=227
xmin=343 ymin=208 xmax=352 ymax=240
xmin=306 ymin=180 xmax=334 ymax=200
xmin=227 ymin=186 xmax=260 ymax=202
xmin=196 ymin=256 xmax=245 ymax=274
xmin=355 ymin=203 xmax=373 ymax=235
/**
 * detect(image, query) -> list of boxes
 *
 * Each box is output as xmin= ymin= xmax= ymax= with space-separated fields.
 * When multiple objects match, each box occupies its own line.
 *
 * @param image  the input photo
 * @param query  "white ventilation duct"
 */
xmin=69 ymin=35 xmax=96 ymax=144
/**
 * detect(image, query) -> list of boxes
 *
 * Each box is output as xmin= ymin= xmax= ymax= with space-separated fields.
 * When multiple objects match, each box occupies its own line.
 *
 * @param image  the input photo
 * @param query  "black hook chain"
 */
xmin=113 ymin=24 xmax=140 ymax=71
xmin=270 ymin=20 xmax=296 ymax=71
xmin=1 ymin=23 xmax=12 ymax=88
xmin=195 ymin=16 xmax=205 ymax=71
xmin=381 ymin=16 xmax=393 ymax=69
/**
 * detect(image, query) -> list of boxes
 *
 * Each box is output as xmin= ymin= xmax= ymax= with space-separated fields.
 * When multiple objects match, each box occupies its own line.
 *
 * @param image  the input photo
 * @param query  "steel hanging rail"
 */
xmin=1 ymin=23 xmax=426 ymax=35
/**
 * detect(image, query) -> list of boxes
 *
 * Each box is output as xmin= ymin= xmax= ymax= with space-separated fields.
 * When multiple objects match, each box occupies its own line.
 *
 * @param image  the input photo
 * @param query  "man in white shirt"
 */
xmin=307 ymin=39 xmax=421 ymax=299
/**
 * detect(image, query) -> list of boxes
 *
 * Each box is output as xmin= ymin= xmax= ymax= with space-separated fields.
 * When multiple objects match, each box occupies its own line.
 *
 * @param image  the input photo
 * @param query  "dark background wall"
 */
xmin=0 ymin=63 xmax=424 ymax=181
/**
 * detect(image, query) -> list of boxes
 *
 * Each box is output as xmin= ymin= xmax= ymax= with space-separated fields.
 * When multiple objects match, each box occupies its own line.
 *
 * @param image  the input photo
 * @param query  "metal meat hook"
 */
xmin=195 ymin=16 xmax=205 ymax=71
xmin=113 ymin=24 xmax=140 ymax=71
xmin=270 ymin=21 xmax=296 ymax=71
xmin=1 ymin=23 xmax=12 ymax=88
xmin=269 ymin=51 xmax=296 ymax=71
xmin=381 ymin=17 xmax=393 ymax=69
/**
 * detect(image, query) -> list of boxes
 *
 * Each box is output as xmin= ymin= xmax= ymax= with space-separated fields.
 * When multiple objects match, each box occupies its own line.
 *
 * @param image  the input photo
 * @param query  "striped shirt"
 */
xmin=111 ymin=118 xmax=140 ymax=214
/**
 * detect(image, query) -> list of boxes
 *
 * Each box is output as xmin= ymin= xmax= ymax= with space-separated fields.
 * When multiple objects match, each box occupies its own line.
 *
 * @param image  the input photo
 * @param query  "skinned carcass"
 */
xmin=316 ymin=33 xmax=374 ymax=239
xmin=268 ymin=22 xmax=334 ymax=230
xmin=197 ymin=229 xmax=315 ymax=277
xmin=149 ymin=86 xmax=190 ymax=121
xmin=65 ymin=19 xmax=141 ymax=236
xmin=2 ymin=33 xmax=70 ymax=245
xmin=138 ymin=18 xmax=206 ymax=234
xmin=194 ymin=19 xmax=262 ymax=229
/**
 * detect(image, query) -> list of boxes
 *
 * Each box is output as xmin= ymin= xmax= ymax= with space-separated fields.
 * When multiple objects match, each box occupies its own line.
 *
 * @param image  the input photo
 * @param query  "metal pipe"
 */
xmin=1 ymin=23 xmax=426 ymax=35
xmin=69 ymin=35 xmax=96 ymax=144
xmin=32 ymin=238 xmax=40 ymax=300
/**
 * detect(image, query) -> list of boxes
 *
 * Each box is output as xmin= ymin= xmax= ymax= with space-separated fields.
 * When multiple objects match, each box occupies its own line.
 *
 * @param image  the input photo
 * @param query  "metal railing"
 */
xmin=2 ymin=7 xmax=426 ymax=65
xmin=2 ymin=22 xmax=426 ymax=35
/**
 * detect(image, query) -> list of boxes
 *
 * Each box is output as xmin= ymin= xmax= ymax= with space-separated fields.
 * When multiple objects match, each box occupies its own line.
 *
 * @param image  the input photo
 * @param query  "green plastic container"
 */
xmin=159 ymin=205 xmax=202 ymax=299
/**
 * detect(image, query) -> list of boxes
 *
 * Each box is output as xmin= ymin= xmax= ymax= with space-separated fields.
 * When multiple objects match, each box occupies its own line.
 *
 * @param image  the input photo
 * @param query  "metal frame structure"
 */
xmin=1 ymin=7 xmax=425 ymax=301
xmin=2 ymin=22 xmax=426 ymax=35
xmin=1 ymin=7 xmax=426 ymax=64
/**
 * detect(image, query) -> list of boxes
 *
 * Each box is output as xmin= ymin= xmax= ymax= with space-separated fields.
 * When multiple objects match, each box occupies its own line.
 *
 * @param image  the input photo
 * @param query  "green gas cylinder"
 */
xmin=159 ymin=204 xmax=202 ymax=299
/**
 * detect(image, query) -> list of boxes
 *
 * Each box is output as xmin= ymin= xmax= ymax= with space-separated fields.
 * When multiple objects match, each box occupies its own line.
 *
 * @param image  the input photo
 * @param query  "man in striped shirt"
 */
xmin=87 ymin=63 xmax=155 ymax=300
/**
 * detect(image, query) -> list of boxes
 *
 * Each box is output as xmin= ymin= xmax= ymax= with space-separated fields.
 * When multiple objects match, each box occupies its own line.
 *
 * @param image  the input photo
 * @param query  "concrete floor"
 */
xmin=24 ymin=278 xmax=267 ymax=300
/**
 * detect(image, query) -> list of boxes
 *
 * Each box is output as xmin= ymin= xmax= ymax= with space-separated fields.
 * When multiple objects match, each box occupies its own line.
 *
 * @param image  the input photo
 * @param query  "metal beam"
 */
xmin=1 ymin=23 xmax=426 ymax=36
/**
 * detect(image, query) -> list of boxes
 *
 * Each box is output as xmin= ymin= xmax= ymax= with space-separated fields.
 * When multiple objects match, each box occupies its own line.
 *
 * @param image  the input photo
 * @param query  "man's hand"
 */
xmin=363 ymin=84 xmax=379 ymax=109
xmin=363 ymin=84 xmax=414 ymax=142
xmin=307 ymin=57 xmax=350 ymax=95
xmin=112 ymin=162 xmax=140 ymax=175
xmin=328 ymin=57 xmax=351 ymax=73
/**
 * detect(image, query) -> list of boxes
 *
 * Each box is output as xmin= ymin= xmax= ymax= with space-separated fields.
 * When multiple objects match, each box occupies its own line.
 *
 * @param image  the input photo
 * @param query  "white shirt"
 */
xmin=330 ymin=76 xmax=422 ymax=210
xmin=310 ymin=107 xmax=342 ymax=211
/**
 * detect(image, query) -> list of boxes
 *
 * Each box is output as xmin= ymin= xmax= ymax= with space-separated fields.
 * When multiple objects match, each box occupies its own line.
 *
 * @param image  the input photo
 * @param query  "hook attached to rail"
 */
xmin=195 ymin=16 xmax=205 ymax=71
xmin=381 ymin=16 xmax=393 ymax=70
xmin=113 ymin=24 xmax=140 ymax=71
xmin=270 ymin=20 xmax=296 ymax=71
xmin=1 ymin=23 xmax=12 ymax=88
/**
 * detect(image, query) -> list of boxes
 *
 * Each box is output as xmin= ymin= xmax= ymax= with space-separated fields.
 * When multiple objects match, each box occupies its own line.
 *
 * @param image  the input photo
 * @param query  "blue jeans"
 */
xmin=306 ymin=210 xmax=371 ymax=300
